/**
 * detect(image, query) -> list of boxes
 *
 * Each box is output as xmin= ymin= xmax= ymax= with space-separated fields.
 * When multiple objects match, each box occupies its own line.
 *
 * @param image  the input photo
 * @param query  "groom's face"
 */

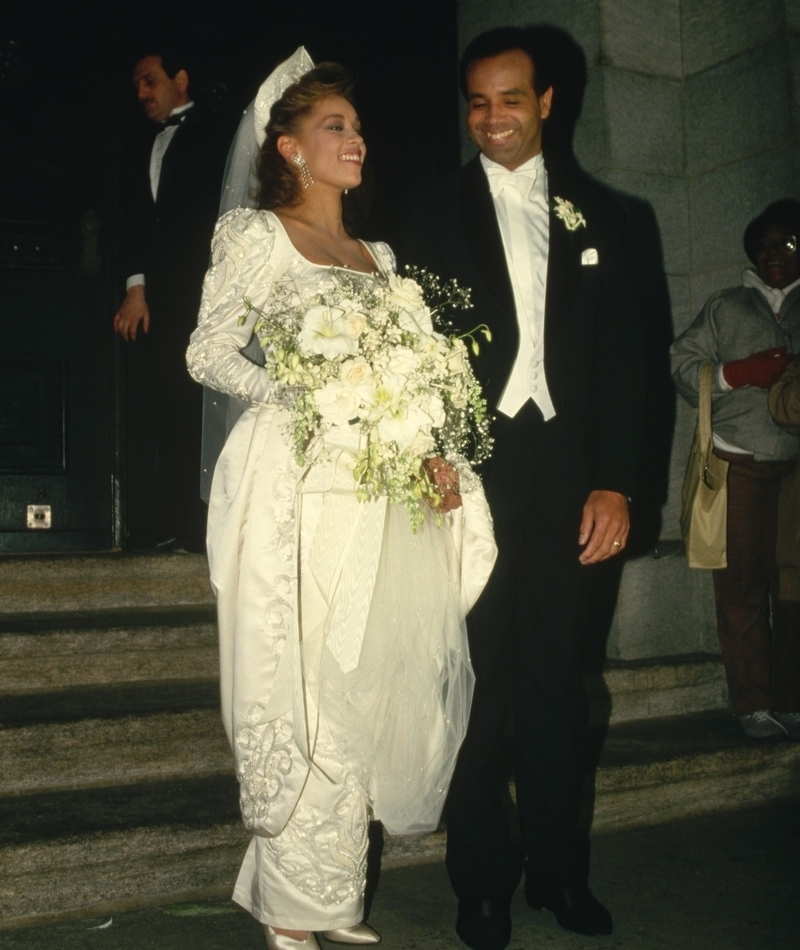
xmin=466 ymin=50 xmax=552 ymax=170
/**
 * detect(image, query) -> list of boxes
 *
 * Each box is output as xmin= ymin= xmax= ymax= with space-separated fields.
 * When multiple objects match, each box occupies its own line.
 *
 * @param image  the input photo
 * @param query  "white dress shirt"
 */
xmin=481 ymin=152 xmax=556 ymax=421
xmin=126 ymin=102 xmax=194 ymax=290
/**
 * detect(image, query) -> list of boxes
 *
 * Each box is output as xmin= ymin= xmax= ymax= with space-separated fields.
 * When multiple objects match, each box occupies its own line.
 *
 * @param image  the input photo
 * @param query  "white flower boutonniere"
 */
xmin=553 ymin=196 xmax=587 ymax=231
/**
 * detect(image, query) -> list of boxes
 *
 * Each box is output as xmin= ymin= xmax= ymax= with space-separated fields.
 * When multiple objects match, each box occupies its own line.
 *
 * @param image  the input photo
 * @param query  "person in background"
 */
xmin=671 ymin=198 xmax=800 ymax=740
xmin=114 ymin=51 xmax=228 ymax=551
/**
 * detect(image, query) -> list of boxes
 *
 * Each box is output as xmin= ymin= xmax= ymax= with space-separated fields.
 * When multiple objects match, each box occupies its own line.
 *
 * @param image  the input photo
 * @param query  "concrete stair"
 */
xmin=1 ymin=553 xmax=798 ymax=928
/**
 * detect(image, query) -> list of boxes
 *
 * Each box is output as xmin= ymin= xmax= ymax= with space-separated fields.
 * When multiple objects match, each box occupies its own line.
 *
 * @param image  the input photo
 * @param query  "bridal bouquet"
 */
xmin=240 ymin=267 xmax=492 ymax=528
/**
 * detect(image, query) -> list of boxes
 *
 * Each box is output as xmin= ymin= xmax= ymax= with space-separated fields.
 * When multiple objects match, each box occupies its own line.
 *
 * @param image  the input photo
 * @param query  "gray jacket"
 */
xmin=671 ymin=284 xmax=800 ymax=461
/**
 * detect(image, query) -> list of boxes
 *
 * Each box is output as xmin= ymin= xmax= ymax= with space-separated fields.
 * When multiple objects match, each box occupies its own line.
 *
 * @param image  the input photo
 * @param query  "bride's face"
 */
xmin=284 ymin=96 xmax=365 ymax=192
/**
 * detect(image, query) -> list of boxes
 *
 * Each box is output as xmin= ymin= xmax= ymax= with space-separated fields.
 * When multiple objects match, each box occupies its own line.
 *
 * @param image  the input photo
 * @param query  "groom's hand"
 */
xmin=578 ymin=490 xmax=629 ymax=564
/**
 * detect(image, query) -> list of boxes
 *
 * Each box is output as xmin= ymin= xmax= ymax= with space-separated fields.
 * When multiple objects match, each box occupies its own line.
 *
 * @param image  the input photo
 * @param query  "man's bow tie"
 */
xmin=485 ymin=165 xmax=538 ymax=200
xmin=162 ymin=112 xmax=188 ymax=127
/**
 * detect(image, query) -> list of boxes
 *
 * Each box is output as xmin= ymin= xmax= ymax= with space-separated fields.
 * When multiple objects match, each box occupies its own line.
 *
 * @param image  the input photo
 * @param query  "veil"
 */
xmin=200 ymin=47 xmax=314 ymax=501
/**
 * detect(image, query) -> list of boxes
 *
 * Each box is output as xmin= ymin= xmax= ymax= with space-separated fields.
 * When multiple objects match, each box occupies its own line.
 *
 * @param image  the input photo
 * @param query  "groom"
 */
xmin=401 ymin=27 xmax=644 ymax=950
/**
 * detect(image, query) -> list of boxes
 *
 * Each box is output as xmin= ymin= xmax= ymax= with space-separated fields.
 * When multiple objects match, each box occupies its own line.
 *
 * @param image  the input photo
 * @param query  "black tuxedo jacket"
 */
xmin=400 ymin=154 xmax=644 ymax=501
xmin=121 ymin=104 xmax=228 ymax=340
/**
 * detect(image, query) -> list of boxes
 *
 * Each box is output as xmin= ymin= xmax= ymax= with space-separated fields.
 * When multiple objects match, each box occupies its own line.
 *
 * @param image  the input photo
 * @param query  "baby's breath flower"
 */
xmin=239 ymin=266 xmax=492 ymax=530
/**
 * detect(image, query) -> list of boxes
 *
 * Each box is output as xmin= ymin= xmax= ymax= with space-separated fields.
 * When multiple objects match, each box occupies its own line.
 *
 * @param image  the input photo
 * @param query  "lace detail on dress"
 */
xmin=447 ymin=454 xmax=483 ymax=496
xmin=262 ymin=771 xmax=369 ymax=906
xmin=235 ymin=706 xmax=295 ymax=832
xmin=271 ymin=450 xmax=298 ymax=562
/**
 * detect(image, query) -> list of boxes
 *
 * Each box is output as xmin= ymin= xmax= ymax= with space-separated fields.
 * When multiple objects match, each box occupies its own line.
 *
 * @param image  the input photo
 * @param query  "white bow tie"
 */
xmin=485 ymin=165 xmax=538 ymax=200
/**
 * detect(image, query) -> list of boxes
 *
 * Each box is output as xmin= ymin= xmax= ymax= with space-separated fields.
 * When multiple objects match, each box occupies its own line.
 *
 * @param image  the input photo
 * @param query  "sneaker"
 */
xmin=774 ymin=712 xmax=800 ymax=740
xmin=739 ymin=710 xmax=788 ymax=739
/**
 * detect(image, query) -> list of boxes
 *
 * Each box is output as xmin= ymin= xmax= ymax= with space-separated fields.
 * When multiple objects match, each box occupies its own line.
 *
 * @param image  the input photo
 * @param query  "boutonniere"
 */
xmin=553 ymin=196 xmax=587 ymax=231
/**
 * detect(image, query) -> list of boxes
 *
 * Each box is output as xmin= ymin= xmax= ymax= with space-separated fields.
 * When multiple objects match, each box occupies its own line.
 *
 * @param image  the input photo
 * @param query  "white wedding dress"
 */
xmin=187 ymin=207 xmax=496 ymax=930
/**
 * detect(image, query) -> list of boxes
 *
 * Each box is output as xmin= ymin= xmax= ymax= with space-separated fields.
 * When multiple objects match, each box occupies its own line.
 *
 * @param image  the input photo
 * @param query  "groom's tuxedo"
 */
xmin=401 ymin=154 xmax=644 ymax=901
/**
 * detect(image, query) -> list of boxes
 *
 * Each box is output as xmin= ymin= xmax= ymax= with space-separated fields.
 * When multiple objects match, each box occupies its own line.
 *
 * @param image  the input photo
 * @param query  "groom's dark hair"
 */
xmin=459 ymin=27 xmax=553 ymax=98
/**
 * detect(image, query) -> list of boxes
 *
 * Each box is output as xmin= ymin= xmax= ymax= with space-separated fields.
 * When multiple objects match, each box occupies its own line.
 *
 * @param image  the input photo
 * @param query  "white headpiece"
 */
xmin=218 ymin=46 xmax=315 ymax=217
xmin=253 ymin=46 xmax=315 ymax=146
xmin=204 ymin=47 xmax=316 ymax=504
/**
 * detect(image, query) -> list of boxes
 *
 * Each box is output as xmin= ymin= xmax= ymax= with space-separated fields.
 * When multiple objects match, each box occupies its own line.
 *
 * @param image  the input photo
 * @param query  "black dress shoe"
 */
xmin=526 ymin=881 xmax=612 ymax=936
xmin=456 ymin=899 xmax=512 ymax=950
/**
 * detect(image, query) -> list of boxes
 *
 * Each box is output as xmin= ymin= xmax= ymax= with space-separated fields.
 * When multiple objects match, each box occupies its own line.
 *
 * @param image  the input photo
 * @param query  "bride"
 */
xmin=187 ymin=50 xmax=496 ymax=949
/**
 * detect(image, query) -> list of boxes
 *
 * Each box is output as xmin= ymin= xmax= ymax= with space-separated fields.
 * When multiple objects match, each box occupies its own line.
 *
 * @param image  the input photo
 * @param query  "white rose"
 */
xmin=406 ymin=429 xmax=437 ymax=457
xmin=387 ymin=273 xmax=426 ymax=312
xmin=446 ymin=344 xmax=468 ymax=375
xmin=299 ymin=304 xmax=358 ymax=360
xmin=387 ymin=346 xmax=420 ymax=376
xmin=427 ymin=393 xmax=446 ymax=428
xmin=314 ymin=381 xmax=363 ymax=426
xmin=341 ymin=309 xmax=367 ymax=338
xmin=339 ymin=357 xmax=375 ymax=388
xmin=397 ymin=306 xmax=434 ymax=338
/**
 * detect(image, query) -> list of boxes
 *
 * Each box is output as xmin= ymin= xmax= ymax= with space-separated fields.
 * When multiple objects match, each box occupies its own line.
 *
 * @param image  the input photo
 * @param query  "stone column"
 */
xmin=458 ymin=0 xmax=800 ymax=659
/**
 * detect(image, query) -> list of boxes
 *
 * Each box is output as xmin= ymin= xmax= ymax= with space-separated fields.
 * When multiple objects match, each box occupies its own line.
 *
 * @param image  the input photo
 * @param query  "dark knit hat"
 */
xmin=743 ymin=198 xmax=800 ymax=263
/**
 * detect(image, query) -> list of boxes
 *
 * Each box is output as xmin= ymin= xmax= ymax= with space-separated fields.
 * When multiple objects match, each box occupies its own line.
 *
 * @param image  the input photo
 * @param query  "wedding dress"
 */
xmin=187 ymin=206 xmax=496 ymax=929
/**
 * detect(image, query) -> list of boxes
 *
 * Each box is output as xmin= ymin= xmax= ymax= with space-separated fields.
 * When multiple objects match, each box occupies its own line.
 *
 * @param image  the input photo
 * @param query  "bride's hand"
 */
xmin=422 ymin=457 xmax=462 ymax=512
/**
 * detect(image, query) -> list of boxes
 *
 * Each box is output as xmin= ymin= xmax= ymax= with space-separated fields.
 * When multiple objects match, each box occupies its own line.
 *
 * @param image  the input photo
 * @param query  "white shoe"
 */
xmin=739 ymin=710 xmax=788 ymax=739
xmin=774 ymin=711 xmax=800 ymax=740
xmin=264 ymin=927 xmax=321 ymax=950
xmin=321 ymin=923 xmax=381 ymax=945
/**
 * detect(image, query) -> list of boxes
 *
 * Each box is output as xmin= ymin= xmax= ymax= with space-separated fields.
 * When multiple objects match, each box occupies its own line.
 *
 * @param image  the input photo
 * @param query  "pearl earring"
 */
xmin=292 ymin=153 xmax=314 ymax=189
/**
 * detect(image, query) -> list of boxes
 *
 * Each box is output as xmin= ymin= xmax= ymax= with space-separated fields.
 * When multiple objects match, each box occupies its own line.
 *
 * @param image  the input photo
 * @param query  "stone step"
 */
xmin=0 ymin=553 xmax=214 ymax=615
xmin=0 ymin=649 xmax=731 ymax=800
xmin=0 ymin=705 xmax=229 ymax=798
xmin=588 ymin=652 xmax=728 ymax=724
xmin=0 ymin=606 xmax=218 ymax=695
xmin=1 ymin=603 xmax=726 ymax=723
xmin=1 ymin=710 xmax=797 ymax=926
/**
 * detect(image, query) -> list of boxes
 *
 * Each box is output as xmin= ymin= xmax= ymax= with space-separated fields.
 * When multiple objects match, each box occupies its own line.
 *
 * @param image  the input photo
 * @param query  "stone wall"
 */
xmin=458 ymin=0 xmax=799 ymax=659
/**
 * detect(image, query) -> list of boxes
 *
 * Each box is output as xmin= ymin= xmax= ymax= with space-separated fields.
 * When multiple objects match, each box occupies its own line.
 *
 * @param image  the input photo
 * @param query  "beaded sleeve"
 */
xmin=186 ymin=208 xmax=283 ymax=404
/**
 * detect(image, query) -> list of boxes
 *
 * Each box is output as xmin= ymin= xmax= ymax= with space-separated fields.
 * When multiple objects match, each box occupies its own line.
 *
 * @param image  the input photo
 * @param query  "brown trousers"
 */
xmin=712 ymin=452 xmax=800 ymax=715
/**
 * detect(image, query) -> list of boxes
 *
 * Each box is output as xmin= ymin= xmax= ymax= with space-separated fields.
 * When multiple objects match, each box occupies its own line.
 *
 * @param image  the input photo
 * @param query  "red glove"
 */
xmin=722 ymin=347 xmax=793 ymax=389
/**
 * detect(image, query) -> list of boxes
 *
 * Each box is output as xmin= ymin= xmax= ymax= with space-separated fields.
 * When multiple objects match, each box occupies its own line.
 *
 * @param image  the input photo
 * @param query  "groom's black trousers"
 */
xmin=445 ymin=401 xmax=595 ymax=902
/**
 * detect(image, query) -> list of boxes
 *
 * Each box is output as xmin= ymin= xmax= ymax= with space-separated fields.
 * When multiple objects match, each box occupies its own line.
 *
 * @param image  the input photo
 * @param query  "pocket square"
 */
xmin=581 ymin=248 xmax=599 ymax=265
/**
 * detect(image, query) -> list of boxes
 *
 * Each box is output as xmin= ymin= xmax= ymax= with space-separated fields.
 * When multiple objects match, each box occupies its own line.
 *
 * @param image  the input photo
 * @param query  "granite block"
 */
xmin=608 ymin=553 xmax=717 ymax=658
xmin=681 ymin=0 xmax=783 ymax=76
xmin=667 ymin=274 xmax=691 ymax=334
xmin=789 ymin=32 xmax=800 ymax=133
xmin=573 ymin=67 xmax=608 ymax=174
xmin=688 ymin=144 xmax=797 ymax=272
xmin=604 ymin=69 xmax=683 ymax=175
xmin=459 ymin=0 xmax=602 ymax=66
xmin=685 ymin=40 xmax=791 ymax=177
xmin=605 ymin=170 xmax=689 ymax=273
xmin=600 ymin=0 xmax=682 ymax=77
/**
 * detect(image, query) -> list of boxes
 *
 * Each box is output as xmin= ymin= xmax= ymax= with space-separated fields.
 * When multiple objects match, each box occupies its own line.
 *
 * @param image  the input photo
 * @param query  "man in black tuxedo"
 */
xmin=401 ymin=27 xmax=644 ymax=949
xmin=114 ymin=52 xmax=227 ymax=551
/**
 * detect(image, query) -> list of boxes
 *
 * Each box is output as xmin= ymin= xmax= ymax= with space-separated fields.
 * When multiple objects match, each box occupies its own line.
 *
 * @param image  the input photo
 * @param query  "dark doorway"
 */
xmin=1 ymin=3 xmax=460 ymax=552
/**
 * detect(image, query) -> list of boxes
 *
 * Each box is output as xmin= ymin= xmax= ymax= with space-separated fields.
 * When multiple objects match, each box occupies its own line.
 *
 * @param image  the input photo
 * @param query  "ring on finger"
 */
xmin=612 ymin=540 xmax=621 ymax=548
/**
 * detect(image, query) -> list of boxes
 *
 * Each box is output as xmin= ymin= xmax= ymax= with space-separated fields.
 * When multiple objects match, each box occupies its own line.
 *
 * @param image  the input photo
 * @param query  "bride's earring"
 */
xmin=293 ymin=153 xmax=314 ymax=189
